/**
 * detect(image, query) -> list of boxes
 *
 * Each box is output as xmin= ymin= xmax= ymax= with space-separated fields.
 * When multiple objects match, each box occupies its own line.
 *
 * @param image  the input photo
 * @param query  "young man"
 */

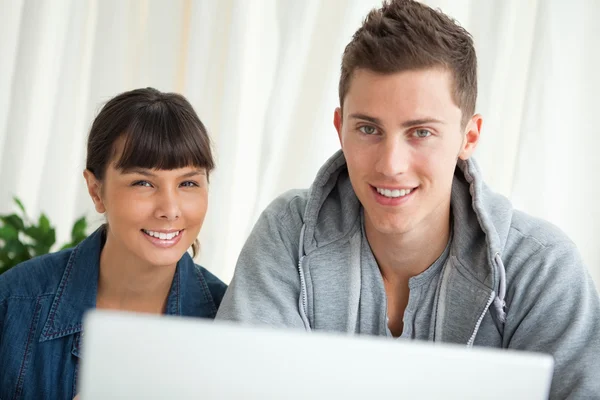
xmin=217 ymin=1 xmax=600 ymax=397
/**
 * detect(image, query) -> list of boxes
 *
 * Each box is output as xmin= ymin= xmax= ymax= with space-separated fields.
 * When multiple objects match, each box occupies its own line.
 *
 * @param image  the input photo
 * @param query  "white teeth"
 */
xmin=376 ymin=187 xmax=413 ymax=198
xmin=143 ymin=230 xmax=181 ymax=240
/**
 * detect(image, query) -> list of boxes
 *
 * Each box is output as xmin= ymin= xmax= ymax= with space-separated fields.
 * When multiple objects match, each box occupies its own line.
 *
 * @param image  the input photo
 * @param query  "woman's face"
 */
xmin=84 ymin=160 xmax=209 ymax=269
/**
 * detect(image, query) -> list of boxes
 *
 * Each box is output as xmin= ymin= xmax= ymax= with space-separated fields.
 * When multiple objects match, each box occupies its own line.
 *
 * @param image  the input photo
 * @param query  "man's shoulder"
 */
xmin=503 ymin=210 xmax=587 ymax=285
xmin=0 ymin=249 xmax=72 ymax=302
xmin=507 ymin=210 xmax=575 ymax=254
xmin=261 ymin=188 xmax=309 ymax=229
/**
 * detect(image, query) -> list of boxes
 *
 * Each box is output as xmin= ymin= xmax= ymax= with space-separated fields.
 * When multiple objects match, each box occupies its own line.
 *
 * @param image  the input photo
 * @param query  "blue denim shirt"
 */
xmin=0 ymin=227 xmax=227 ymax=400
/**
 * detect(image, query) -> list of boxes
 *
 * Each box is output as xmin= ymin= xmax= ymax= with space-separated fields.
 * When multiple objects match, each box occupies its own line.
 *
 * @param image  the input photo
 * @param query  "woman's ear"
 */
xmin=83 ymin=169 xmax=106 ymax=213
xmin=458 ymin=114 xmax=482 ymax=160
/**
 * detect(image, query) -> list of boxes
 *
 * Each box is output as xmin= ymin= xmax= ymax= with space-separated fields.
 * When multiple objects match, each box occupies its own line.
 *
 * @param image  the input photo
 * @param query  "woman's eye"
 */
xmin=358 ymin=126 xmax=378 ymax=135
xmin=133 ymin=180 xmax=152 ymax=187
xmin=180 ymin=181 xmax=199 ymax=188
xmin=413 ymin=129 xmax=432 ymax=138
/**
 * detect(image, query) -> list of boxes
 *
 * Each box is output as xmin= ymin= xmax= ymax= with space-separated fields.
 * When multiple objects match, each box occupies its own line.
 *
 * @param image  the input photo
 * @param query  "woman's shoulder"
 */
xmin=0 ymin=248 xmax=73 ymax=301
xmin=193 ymin=263 xmax=228 ymax=309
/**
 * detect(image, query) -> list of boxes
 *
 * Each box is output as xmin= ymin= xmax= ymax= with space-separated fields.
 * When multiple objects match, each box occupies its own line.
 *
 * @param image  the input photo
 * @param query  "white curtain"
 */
xmin=1 ymin=0 xmax=598 ymax=287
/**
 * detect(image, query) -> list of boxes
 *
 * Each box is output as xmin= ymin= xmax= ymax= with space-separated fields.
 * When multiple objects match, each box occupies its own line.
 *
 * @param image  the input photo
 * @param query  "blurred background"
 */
xmin=0 ymin=0 xmax=599 ymax=286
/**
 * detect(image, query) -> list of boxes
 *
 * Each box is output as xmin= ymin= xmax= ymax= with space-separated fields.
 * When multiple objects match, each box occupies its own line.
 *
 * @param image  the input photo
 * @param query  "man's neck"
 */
xmin=365 ymin=208 xmax=451 ymax=283
xmin=96 ymin=234 xmax=176 ymax=314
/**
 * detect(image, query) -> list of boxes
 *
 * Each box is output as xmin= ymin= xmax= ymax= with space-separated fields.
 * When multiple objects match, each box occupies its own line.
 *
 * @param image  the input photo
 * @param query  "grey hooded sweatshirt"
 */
xmin=217 ymin=150 xmax=600 ymax=399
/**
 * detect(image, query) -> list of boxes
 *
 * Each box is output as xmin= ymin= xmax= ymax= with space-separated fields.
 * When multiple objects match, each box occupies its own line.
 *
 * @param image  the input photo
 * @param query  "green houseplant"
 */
xmin=0 ymin=197 xmax=88 ymax=275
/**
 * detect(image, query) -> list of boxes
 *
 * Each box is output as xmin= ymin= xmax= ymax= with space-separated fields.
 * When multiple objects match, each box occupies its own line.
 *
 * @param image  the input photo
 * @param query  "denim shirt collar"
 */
xmin=38 ymin=226 xmax=214 ymax=344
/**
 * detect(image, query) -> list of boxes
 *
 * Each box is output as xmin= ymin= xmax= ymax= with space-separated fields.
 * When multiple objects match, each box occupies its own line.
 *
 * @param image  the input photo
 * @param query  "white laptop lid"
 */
xmin=78 ymin=310 xmax=554 ymax=400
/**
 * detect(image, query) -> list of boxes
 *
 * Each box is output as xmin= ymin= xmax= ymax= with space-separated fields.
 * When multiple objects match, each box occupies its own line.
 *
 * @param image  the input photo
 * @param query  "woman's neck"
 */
xmin=96 ymin=232 xmax=177 ymax=314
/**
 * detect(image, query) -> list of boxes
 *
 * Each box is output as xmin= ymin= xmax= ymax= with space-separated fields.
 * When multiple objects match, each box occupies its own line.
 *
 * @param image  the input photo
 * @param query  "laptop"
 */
xmin=78 ymin=309 xmax=554 ymax=399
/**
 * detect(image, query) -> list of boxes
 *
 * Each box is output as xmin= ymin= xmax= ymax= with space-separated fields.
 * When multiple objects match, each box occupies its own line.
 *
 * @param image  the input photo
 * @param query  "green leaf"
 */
xmin=13 ymin=197 xmax=25 ymax=214
xmin=24 ymin=226 xmax=42 ymax=241
xmin=1 ymin=214 xmax=25 ymax=231
xmin=0 ymin=199 xmax=90 ymax=275
xmin=45 ymin=228 xmax=56 ymax=247
xmin=71 ymin=217 xmax=87 ymax=241
xmin=3 ymin=239 xmax=30 ymax=258
xmin=0 ymin=249 xmax=11 ymax=264
xmin=39 ymin=214 xmax=51 ymax=233
xmin=23 ymin=225 xmax=55 ymax=249
xmin=32 ymin=243 xmax=52 ymax=256
xmin=0 ymin=224 xmax=18 ymax=241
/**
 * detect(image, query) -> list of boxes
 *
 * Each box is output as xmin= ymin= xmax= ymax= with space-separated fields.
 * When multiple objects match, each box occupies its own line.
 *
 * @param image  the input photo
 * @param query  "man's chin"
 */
xmin=374 ymin=225 xmax=413 ymax=236
xmin=364 ymin=212 xmax=414 ymax=236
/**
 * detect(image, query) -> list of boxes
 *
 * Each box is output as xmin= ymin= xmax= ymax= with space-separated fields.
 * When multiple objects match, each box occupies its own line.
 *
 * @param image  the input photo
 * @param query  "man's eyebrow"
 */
xmin=400 ymin=118 xmax=445 ymax=128
xmin=348 ymin=113 xmax=445 ymax=128
xmin=348 ymin=113 xmax=383 ymax=125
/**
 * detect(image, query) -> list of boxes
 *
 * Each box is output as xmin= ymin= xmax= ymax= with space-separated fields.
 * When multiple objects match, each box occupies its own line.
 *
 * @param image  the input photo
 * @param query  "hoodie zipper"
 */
xmin=468 ymin=253 xmax=507 ymax=346
xmin=467 ymin=291 xmax=495 ymax=347
xmin=297 ymin=256 xmax=312 ymax=330
xmin=297 ymin=225 xmax=311 ymax=330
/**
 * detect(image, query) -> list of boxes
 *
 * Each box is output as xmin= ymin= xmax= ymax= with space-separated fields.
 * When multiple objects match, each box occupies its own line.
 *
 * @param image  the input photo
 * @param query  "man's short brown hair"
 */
xmin=339 ymin=0 xmax=477 ymax=127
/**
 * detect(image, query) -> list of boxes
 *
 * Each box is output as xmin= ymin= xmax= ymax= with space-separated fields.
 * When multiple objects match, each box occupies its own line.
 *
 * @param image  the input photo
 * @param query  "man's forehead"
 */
xmin=342 ymin=68 xmax=461 ymax=120
xmin=347 ymin=67 xmax=453 ymax=95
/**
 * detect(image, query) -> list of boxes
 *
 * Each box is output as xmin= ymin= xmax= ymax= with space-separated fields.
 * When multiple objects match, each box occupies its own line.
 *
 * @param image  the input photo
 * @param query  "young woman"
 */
xmin=0 ymin=88 xmax=227 ymax=399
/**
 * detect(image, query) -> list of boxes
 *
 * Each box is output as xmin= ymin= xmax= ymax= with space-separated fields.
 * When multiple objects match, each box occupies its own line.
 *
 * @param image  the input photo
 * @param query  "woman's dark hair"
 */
xmin=86 ymin=87 xmax=214 ymax=181
xmin=86 ymin=87 xmax=214 ymax=256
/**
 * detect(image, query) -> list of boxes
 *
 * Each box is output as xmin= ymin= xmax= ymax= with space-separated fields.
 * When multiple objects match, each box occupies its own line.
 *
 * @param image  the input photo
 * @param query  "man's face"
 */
xmin=334 ymin=68 xmax=480 ymax=237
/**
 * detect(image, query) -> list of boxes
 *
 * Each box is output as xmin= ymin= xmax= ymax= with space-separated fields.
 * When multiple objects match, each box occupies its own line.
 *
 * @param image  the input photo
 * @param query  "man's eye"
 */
xmin=132 ymin=181 xmax=152 ymax=187
xmin=413 ymin=129 xmax=432 ymax=138
xmin=180 ymin=181 xmax=199 ymax=188
xmin=359 ymin=126 xmax=378 ymax=135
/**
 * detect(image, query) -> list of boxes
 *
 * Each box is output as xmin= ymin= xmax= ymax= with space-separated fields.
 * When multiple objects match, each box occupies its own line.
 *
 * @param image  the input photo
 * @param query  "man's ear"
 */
xmin=83 ymin=169 xmax=106 ymax=213
xmin=458 ymin=114 xmax=482 ymax=160
xmin=334 ymin=107 xmax=343 ymax=147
